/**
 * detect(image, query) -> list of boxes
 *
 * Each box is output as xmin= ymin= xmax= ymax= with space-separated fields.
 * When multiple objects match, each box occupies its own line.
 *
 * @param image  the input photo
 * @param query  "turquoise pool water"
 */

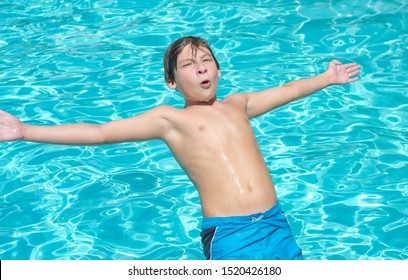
xmin=0 ymin=0 xmax=407 ymax=260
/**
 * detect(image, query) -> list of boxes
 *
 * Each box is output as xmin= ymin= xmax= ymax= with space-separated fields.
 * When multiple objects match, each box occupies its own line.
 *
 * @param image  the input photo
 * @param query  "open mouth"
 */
xmin=200 ymin=80 xmax=211 ymax=89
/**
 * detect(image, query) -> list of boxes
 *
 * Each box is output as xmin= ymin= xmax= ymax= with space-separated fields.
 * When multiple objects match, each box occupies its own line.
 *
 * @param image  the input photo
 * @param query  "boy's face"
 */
xmin=167 ymin=44 xmax=221 ymax=105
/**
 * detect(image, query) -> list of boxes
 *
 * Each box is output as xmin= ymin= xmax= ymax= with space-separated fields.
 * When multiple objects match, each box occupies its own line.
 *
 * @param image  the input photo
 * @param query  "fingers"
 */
xmin=0 ymin=111 xmax=5 ymax=123
xmin=345 ymin=63 xmax=360 ymax=70
xmin=0 ymin=110 xmax=11 ymax=120
xmin=347 ymin=64 xmax=361 ymax=77
xmin=0 ymin=110 xmax=10 ymax=123
xmin=0 ymin=110 xmax=17 ymax=127
xmin=338 ymin=63 xmax=360 ymax=79
xmin=331 ymin=59 xmax=342 ymax=65
xmin=345 ymin=64 xmax=361 ymax=74
xmin=0 ymin=110 xmax=15 ymax=120
xmin=0 ymin=111 xmax=22 ymax=141
xmin=332 ymin=61 xmax=360 ymax=70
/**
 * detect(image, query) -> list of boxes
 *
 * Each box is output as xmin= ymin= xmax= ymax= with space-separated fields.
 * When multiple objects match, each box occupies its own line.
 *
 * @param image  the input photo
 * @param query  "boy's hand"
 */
xmin=0 ymin=110 xmax=23 ymax=141
xmin=326 ymin=60 xmax=361 ymax=85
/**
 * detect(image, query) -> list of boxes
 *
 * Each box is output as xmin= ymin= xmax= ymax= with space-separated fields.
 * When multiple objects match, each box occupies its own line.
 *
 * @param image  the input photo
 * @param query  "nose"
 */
xmin=197 ymin=62 xmax=207 ymax=75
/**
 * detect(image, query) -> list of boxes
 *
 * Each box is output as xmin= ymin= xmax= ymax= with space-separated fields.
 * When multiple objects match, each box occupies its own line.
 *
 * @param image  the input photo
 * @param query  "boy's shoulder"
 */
xmin=223 ymin=93 xmax=249 ymax=110
xmin=153 ymin=104 xmax=181 ymax=118
xmin=154 ymin=104 xmax=191 ymax=123
xmin=224 ymin=92 xmax=248 ymax=103
xmin=155 ymin=92 xmax=249 ymax=118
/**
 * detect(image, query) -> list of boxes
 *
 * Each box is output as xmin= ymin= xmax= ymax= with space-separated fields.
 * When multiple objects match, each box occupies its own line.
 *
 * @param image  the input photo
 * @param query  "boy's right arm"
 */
xmin=0 ymin=106 xmax=174 ymax=145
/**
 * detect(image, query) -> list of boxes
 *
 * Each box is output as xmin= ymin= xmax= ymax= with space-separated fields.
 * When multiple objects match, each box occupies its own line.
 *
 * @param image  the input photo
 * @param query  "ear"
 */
xmin=218 ymin=70 xmax=221 ymax=78
xmin=166 ymin=81 xmax=177 ymax=90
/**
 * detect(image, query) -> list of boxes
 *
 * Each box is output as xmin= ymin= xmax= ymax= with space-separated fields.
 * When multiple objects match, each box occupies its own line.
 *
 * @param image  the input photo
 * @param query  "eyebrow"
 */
xmin=178 ymin=53 xmax=211 ymax=64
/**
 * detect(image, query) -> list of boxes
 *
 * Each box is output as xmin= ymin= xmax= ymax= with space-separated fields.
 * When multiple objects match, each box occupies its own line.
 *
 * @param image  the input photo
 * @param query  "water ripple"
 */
xmin=1 ymin=0 xmax=407 ymax=260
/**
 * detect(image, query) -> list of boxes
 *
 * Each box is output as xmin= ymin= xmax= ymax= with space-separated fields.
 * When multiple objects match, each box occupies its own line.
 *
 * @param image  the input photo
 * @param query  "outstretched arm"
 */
xmin=244 ymin=60 xmax=361 ymax=118
xmin=0 ymin=106 xmax=174 ymax=145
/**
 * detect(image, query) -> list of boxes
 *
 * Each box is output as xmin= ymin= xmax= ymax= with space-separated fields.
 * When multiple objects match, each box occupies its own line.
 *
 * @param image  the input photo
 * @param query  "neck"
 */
xmin=184 ymin=96 xmax=218 ymax=108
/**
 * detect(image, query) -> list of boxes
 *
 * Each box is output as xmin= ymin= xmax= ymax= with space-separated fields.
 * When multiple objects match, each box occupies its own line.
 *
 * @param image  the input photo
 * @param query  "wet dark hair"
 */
xmin=163 ymin=36 xmax=220 ymax=84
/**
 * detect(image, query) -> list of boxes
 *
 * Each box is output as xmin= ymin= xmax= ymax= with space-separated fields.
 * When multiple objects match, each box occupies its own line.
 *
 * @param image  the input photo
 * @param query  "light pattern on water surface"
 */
xmin=0 ymin=0 xmax=407 ymax=259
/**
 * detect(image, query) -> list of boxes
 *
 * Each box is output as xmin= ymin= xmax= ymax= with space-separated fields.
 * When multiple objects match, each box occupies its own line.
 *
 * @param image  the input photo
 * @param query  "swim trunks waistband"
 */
xmin=202 ymin=202 xmax=282 ymax=230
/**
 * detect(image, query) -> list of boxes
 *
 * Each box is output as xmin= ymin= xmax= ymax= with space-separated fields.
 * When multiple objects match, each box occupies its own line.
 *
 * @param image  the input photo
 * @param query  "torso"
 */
xmin=162 ymin=94 xmax=277 ymax=218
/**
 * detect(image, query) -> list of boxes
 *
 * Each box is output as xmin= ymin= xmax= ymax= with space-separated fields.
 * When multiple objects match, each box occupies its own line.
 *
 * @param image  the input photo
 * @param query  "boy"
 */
xmin=0 ymin=36 xmax=360 ymax=260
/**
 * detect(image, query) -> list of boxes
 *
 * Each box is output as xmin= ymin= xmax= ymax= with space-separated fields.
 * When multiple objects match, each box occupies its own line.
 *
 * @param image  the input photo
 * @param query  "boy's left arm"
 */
xmin=245 ymin=60 xmax=361 ymax=118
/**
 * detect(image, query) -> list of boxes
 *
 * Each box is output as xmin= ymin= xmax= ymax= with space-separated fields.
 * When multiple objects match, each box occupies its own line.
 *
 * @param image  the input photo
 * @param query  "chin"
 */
xmin=202 ymin=95 xmax=217 ymax=102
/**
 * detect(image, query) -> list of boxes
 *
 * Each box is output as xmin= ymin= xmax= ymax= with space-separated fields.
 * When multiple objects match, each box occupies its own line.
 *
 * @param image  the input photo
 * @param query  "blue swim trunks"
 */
xmin=201 ymin=203 xmax=303 ymax=260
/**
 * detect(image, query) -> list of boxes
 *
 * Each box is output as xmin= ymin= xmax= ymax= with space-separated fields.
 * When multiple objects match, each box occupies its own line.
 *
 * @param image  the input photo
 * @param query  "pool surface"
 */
xmin=0 ymin=0 xmax=407 ymax=260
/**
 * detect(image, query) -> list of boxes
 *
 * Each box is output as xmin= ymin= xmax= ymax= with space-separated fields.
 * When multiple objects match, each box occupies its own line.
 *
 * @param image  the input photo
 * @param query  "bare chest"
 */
xmin=186 ymin=106 xmax=251 ymax=140
xmin=164 ymin=100 xmax=256 ymax=162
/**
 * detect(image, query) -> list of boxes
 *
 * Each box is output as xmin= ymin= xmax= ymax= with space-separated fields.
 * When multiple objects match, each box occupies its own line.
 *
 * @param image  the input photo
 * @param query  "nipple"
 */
xmin=198 ymin=125 xmax=206 ymax=132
